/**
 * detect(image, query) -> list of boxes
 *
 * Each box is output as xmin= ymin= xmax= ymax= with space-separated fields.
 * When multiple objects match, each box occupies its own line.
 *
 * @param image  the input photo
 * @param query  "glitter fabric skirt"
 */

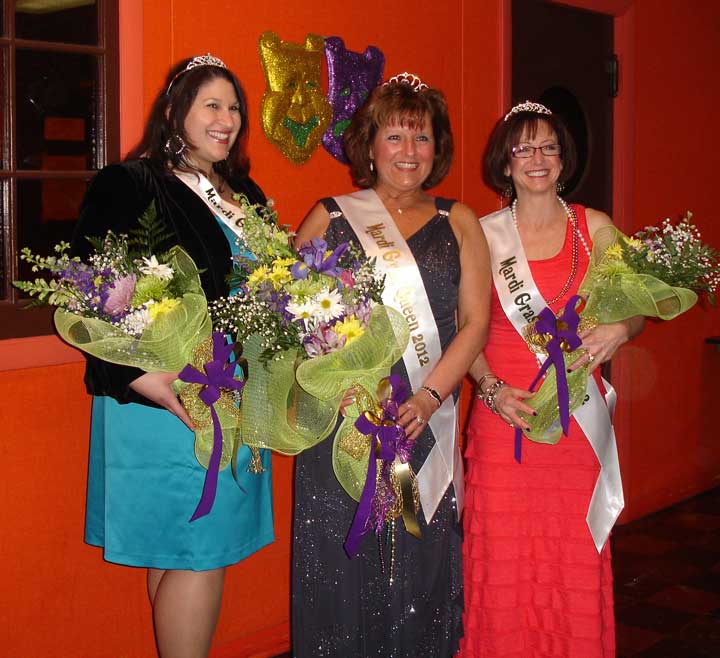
xmin=459 ymin=404 xmax=615 ymax=658
xmin=292 ymin=417 xmax=464 ymax=658
xmin=85 ymin=396 xmax=274 ymax=571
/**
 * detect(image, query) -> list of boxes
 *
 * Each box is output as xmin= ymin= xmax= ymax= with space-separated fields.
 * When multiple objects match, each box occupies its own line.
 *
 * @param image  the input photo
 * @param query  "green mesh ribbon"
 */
xmin=517 ymin=225 xmax=698 ymax=443
xmin=54 ymin=246 xmax=240 ymax=471
xmin=240 ymin=305 xmax=410 ymax=498
xmin=54 ymin=247 xmax=211 ymax=371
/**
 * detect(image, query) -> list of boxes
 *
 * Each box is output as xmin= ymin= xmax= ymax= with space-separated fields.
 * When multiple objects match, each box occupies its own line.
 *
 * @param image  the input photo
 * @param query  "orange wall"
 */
xmin=4 ymin=1 xmax=719 ymax=655
xmin=612 ymin=0 xmax=720 ymax=520
xmin=0 ymin=2 xmax=504 ymax=656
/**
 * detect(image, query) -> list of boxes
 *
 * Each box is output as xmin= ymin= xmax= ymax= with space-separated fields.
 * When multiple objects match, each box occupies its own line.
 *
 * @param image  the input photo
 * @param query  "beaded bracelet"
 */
xmin=481 ymin=379 xmax=506 ymax=415
xmin=477 ymin=373 xmax=499 ymax=396
xmin=420 ymin=385 xmax=442 ymax=408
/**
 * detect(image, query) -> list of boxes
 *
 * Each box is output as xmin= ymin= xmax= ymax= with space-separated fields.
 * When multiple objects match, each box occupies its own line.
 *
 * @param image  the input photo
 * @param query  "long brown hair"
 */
xmin=125 ymin=58 xmax=251 ymax=180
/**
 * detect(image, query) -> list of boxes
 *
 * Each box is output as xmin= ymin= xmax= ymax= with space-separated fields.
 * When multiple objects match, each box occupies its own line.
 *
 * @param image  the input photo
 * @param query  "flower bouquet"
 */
xmin=212 ymin=195 xmax=416 ymax=554
xmin=516 ymin=212 xmax=720 ymax=445
xmin=14 ymin=205 xmax=245 ymax=520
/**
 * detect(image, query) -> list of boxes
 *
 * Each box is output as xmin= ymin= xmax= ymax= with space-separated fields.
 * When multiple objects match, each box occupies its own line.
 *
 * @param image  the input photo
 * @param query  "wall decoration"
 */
xmin=322 ymin=37 xmax=384 ymax=163
xmin=258 ymin=31 xmax=333 ymax=165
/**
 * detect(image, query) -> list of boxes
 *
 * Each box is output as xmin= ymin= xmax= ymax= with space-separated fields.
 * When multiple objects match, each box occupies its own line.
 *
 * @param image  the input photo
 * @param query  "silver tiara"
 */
xmin=167 ymin=54 xmax=227 ymax=94
xmin=383 ymin=72 xmax=429 ymax=92
xmin=504 ymin=101 xmax=552 ymax=122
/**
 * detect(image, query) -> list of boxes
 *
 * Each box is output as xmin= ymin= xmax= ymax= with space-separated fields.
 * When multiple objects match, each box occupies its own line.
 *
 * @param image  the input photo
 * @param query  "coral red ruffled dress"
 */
xmin=459 ymin=205 xmax=615 ymax=658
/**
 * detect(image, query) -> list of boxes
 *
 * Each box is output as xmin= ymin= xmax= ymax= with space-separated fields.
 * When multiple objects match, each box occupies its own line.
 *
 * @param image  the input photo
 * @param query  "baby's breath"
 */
xmin=622 ymin=212 xmax=720 ymax=303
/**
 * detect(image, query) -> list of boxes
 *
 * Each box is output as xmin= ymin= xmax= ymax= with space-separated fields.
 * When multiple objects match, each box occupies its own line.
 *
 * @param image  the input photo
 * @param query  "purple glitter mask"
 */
xmin=321 ymin=37 xmax=384 ymax=163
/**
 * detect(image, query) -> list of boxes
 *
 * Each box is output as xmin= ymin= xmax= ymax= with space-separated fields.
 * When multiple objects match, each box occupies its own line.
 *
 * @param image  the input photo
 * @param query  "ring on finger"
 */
xmin=587 ymin=352 xmax=595 ymax=363
xmin=416 ymin=416 xmax=425 ymax=425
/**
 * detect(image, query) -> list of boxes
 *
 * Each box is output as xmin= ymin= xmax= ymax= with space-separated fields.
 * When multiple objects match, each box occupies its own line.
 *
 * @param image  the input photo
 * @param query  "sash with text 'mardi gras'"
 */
xmin=335 ymin=189 xmax=463 ymax=522
xmin=480 ymin=207 xmax=624 ymax=551
xmin=173 ymin=169 xmax=246 ymax=240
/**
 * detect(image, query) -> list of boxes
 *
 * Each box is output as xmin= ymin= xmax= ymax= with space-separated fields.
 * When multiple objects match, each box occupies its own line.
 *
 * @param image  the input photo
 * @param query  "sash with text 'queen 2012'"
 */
xmin=335 ymin=188 xmax=463 ymax=522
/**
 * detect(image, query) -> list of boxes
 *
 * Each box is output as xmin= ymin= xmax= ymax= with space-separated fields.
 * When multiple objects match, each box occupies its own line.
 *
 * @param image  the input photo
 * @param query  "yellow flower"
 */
xmin=334 ymin=316 xmax=365 ymax=345
xmin=624 ymin=236 xmax=643 ymax=250
xmin=147 ymin=297 xmax=180 ymax=320
xmin=247 ymin=265 xmax=269 ymax=287
xmin=273 ymin=257 xmax=296 ymax=268
xmin=604 ymin=244 xmax=625 ymax=260
xmin=269 ymin=264 xmax=292 ymax=289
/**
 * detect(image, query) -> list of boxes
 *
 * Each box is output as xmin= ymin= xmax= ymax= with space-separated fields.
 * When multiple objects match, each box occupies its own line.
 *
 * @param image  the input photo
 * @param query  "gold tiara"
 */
xmin=167 ymin=54 xmax=227 ymax=94
xmin=504 ymin=101 xmax=552 ymax=122
xmin=383 ymin=72 xmax=429 ymax=92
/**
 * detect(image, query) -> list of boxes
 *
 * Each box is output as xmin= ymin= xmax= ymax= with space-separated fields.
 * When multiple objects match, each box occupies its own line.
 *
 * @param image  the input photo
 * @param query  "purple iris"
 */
xmin=291 ymin=238 xmax=349 ymax=279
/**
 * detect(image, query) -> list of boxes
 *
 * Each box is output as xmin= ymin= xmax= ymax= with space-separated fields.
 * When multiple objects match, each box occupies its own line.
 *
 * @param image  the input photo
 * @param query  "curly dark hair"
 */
xmin=125 ymin=57 xmax=250 ymax=179
xmin=483 ymin=110 xmax=577 ymax=198
xmin=343 ymin=80 xmax=453 ymax=190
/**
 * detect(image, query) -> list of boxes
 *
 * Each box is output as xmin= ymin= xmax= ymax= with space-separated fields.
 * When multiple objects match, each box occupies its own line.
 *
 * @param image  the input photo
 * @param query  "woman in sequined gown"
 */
xmin=459 ymin=104 xmax=644 ymax=658
xmin=291 ymin=77 xmax=491 ymax=657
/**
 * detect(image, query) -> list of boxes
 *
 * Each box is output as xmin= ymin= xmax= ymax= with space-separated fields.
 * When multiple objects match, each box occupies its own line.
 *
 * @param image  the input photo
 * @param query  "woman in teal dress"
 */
xmin=73 ymin=55 xmax=273 ymax=658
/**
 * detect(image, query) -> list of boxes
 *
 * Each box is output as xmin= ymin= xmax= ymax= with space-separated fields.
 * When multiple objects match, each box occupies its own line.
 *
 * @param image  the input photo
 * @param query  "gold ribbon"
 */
xmin=338 ymin=381 xmax=420 ymax=537
xmin=178 ymin=336 xmax=263 ymax=473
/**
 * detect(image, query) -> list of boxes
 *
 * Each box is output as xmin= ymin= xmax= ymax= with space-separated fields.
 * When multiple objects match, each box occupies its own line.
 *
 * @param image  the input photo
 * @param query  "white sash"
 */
xmin=173 ymin=169 xmax=246 ymax=240
xmin=335 ymin=189 xmax=463 ymax=522
xmin=481 ymin=207 xmax=624 ymax=551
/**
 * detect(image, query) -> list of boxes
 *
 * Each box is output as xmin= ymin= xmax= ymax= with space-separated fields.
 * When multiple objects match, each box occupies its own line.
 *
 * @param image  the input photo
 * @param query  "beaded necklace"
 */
xmin=510 ymin=196 xmax=591 ymax=305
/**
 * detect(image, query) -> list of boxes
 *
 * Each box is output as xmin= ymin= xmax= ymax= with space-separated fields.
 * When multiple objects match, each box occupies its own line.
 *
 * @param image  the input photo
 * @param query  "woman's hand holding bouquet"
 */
xmin=14 ymin=205 xmax=243 ymax=520
xmin=516 ymin=212 xmax=720 ymax=445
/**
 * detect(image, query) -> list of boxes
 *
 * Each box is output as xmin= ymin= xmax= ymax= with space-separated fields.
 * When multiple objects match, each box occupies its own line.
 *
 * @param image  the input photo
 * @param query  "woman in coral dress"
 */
xmin=459 ymin=102 xmax=644 ymax=658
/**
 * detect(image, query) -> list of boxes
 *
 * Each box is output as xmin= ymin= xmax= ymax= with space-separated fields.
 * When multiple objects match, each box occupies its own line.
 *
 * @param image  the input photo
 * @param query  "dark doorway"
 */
xmin=512 ymin=0 xmax=614 ymax=214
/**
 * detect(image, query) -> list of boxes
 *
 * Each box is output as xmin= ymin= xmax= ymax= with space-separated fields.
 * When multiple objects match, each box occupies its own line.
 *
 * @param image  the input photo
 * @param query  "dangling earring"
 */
xmin=502 ymin=182 xmax=513 ymax=198
xmin=369 ymin=159 xmax=375 ymax=173
xmin=556 ymin=180 xmax=565 ymax=195
xmin=164 ymin=133 xmax=187 ymax=157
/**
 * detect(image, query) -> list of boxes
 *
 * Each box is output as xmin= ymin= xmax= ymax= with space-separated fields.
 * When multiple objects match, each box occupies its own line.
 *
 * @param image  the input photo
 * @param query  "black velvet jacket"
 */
xmin=72 ymin=158 xmax=265 ymax=406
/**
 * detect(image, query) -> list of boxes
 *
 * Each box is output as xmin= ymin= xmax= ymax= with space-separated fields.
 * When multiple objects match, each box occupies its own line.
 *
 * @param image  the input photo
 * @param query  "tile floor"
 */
xmin=274 ymin=486 xmax=720 ymax=658
xmin=613 ymin=486 xmax=720 ymax=658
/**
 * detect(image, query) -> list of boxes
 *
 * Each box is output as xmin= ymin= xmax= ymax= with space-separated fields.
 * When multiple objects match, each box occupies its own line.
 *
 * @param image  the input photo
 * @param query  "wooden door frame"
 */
xmin=503 ymin=0 xmax=635 ymax=231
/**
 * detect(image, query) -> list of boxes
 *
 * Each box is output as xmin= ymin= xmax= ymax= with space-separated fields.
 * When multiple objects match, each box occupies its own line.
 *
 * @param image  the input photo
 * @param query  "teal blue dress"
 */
xmin=84 ymin=219 xmax=274 ymax=571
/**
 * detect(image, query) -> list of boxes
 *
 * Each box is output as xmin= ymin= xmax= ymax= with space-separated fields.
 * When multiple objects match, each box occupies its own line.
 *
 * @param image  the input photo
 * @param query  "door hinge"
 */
xmin=606 ymin=54 xmax=619 ymax=98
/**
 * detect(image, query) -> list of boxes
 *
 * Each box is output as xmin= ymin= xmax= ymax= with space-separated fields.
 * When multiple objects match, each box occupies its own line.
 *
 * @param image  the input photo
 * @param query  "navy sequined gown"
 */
xmin=292 ymin=197 xmax=464 ymax=658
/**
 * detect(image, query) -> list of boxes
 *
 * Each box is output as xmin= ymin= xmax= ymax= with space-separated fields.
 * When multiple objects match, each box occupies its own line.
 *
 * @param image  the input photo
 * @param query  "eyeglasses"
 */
xmin=511 ymin=143 xmax=562 ymax=158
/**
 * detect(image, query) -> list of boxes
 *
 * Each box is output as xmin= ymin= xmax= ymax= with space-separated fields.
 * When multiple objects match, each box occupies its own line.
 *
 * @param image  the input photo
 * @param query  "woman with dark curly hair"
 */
xmin=74 ymin=55 xmax=273 ymax=658
xmin=291 ymin=74 xmax=491 ymax=658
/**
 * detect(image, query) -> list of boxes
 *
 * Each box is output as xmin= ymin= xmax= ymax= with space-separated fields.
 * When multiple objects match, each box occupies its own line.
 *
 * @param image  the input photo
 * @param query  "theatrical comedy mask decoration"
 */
xmin=258 ymin=31 xmax=332 ymax=165
xmin=322 ymin=37 xmax=384 ymax=163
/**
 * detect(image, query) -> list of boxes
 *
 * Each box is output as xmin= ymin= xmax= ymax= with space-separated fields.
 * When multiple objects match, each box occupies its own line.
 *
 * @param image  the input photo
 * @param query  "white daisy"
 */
xmin=138 ymin=255 xmax=174 ymax=281
xmin=311 ymin=289 xmax=345 ymax=322
xmin=286 ymin=300 xmax=315 ymax=321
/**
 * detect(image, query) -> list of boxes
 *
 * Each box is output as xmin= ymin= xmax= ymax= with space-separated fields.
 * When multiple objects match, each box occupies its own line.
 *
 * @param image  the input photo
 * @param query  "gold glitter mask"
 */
xmin=258 ymin=31 xmax=332 ymax=164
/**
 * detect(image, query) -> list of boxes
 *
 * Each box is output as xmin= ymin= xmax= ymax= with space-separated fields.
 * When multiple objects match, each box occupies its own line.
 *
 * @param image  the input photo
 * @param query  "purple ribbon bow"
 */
xmin=179 ymin=332 xmax=245 ymax=522
xmin=344 ymin=375 xmax=408 ymax=558
xmin=515 ymin=295 xmax=583 ymax=463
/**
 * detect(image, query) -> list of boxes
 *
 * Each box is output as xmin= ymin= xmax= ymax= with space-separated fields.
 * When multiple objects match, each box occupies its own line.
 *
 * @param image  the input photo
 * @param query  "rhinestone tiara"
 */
xmin=504 ymin=100 xmax=552 ymax=122
xmin=167 ymin=54 xmax=227 ymax=94
xmin=383 ymin=72 xmax=429 ymax=92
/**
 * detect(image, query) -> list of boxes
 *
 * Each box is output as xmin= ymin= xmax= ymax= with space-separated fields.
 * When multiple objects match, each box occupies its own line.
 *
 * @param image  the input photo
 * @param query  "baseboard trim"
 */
xmin=211 ymin=622 xmax=290 ymax=658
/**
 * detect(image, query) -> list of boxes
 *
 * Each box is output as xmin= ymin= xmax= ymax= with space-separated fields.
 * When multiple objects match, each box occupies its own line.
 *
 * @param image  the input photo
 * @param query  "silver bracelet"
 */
xmin=477 ymin=373 xmax=499 ymax=397
xmin=481 ymin=379 xmax=506 ymax=414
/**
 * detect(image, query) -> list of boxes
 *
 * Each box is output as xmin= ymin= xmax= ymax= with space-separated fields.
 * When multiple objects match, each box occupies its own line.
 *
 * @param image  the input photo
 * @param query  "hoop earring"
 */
xmin=164 ymin=134 xmax=187 ymax=157
xmin=556 ymin=181 xmax=565 ymax=194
